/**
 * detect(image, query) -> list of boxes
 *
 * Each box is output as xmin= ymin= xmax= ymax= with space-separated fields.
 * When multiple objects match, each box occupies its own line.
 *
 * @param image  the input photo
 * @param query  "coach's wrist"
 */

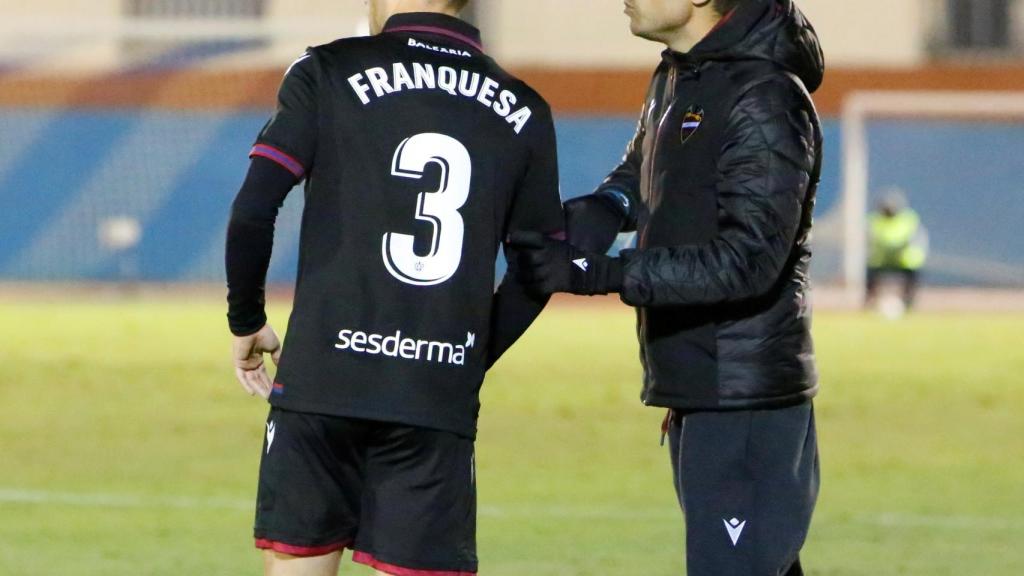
xmin=594 ymin=187 xmax=633 ymax=221
xmin=585 ymin=254 xmax=622 ymax=295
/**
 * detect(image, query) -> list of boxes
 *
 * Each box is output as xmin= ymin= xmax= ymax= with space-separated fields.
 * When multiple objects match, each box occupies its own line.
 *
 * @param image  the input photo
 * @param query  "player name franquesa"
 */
xmin=335 ymin=328 xmax=476 ymax=366
xmin=348 ymin=44 xmax=532 ymax=134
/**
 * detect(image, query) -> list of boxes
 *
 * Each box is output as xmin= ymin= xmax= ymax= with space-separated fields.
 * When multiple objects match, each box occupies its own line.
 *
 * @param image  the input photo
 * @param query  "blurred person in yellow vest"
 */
xmin=866 ymin=188 xmax=929 ymax=310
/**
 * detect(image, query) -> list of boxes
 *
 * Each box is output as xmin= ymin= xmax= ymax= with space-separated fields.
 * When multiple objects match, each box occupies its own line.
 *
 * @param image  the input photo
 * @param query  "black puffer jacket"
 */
xmin=594 ymin=0 xmax=824 ymax=410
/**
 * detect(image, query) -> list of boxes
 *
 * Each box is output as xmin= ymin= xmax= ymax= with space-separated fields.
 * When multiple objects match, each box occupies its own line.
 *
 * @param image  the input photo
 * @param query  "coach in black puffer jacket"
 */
xmin=613 ymin=0 xmax=823 ymax=411
xmin=518 ymin=0 xmax=824 ymax=412
xmin=511 ymin=1 xmax=824 ymax=572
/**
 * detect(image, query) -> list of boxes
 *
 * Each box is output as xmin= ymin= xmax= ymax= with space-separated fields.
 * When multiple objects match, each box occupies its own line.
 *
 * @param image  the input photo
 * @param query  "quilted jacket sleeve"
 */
xmin=592 ymin=73 xmax=662 ymax=233
xmin=619 ymin=79 xmax=817 ymax=308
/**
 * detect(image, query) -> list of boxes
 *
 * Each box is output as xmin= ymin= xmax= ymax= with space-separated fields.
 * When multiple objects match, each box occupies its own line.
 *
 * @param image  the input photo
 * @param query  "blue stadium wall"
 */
xmin=1 ymin=110 xmax=1022 ymax=286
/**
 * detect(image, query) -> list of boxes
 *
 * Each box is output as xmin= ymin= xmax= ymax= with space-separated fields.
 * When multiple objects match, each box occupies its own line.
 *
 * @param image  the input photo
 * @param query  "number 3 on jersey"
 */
xmin=383 ymin=133 xmax=471 ymax=286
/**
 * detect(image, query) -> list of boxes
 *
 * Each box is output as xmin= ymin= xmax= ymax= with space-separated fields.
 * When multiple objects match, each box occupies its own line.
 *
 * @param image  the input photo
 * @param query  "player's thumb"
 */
xmin=267 ymin=335 xmax=282 ymax=366
xmin=258 ymin=325 xmax=282 ymax=366
xmin=508 ymin=230 xmax=545 ymax=249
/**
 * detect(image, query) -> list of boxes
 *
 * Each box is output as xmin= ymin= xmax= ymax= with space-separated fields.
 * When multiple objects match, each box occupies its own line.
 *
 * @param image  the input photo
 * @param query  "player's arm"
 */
xmin=226 ymin=159 xmax=294 ymax=398
xmin=486 ymin=245 xmax=550 ymax=370
xmin=226 ymin=159 xmax=297 ymax=336
xmin=487 ymin=105 xmax=564 ymax=370
xmin=225 ymin=51 xmax=318 ymax=396
xmin=562 ymin=75 xmax=655 ymax=253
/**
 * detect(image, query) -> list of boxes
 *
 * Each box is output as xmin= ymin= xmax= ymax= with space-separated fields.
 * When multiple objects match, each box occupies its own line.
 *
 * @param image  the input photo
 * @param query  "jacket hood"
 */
xmin=679 ymin=0 xmax=825 ymax=92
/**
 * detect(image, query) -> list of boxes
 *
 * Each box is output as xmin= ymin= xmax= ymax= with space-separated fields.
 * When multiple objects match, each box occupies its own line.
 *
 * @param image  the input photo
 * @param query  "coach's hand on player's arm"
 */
xmin=509 ymin=231 xmax=623 ymax=297
xmin=232 ymin=324 xmax=282 ymax=399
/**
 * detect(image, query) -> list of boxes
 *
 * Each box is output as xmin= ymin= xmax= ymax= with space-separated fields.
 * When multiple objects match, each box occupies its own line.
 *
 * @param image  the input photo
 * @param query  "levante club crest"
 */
xmin=681 ymin=105 xmax=704 ymax=144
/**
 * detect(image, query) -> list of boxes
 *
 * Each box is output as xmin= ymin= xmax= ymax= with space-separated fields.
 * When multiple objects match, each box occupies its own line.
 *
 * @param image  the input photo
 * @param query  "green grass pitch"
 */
xmin=1 ymin=299 xmax=1022 ymax=575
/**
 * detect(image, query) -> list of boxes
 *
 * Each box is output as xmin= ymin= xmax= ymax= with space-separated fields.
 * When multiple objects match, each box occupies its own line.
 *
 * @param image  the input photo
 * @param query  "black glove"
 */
xmin=508 ymin=231 xmax=623 ymax=296
xmin=564 ymin=193 xmax=627 ymax=254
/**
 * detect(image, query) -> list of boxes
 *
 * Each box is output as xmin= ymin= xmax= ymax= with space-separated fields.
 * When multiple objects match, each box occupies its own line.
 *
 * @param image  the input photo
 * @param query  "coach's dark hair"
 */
xmin=712 ymin=0 xmax=745 ymax=16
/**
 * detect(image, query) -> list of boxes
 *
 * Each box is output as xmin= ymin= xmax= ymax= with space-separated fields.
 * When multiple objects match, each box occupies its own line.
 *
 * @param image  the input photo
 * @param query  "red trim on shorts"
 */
xmin=255 ymin=538 xmax=352 ymax=557
xmin=352 ymin=551 xmax=476 ymax=576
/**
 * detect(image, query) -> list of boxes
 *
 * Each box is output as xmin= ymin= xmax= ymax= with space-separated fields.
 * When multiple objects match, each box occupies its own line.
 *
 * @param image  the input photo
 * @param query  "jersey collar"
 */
xmin=382 ymin=12 xmax=484 ymax=53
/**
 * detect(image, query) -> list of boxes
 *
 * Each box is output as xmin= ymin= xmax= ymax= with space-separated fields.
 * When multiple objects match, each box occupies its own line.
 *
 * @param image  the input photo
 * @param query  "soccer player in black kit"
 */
xmin=224 ymin=1 xmax=562 ymax=575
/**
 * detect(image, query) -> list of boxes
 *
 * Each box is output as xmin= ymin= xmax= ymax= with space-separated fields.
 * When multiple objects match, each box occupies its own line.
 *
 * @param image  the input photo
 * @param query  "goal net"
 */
xmin=819 ymin=90 xmax=1024 ymax=303
xmin=0 ymin=2 xmax=360 ymax=283
xmin=0 ymin=1 xmax=500 ymax=285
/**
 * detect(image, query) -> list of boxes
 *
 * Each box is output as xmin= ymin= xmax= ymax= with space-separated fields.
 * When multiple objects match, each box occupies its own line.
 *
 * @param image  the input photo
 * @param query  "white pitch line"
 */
xmin=2 ymin=488 xmax=1023 ymax=530
xmin=862 ymin=512 xmax=1024 ymax=531
xmin=0 ymin=488 xmax=251 ymax=512
xmin=0 ymin=489 xmax=674 ymax=520
xmin=477 ymin=504 xmax=677 ymax=521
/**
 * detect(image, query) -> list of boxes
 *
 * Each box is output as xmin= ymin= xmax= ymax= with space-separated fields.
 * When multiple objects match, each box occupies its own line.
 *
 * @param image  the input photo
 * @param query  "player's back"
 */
xmin=255 ymin=13 xmax=562 ymax=437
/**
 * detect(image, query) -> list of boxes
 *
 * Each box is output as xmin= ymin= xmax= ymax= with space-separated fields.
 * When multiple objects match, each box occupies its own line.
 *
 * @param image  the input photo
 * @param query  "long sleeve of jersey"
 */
xmin=487 ymin=105 xmax=564 ymax=369
xmin=225 ymin=52 xmax=318 ymax=336
xmin=487 ymin=244 xmax=551 ymax=369
xmin=225 ymin=158 xmax=298 ymax=336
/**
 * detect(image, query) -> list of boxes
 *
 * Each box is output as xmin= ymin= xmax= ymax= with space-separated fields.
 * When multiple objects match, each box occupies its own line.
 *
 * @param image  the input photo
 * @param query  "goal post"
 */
xmin=839 ymin=90 xmax=1024 ymax=304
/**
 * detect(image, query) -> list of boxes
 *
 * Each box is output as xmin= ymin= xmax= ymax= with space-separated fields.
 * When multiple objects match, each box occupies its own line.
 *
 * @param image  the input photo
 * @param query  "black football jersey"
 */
xmin=250 ymin=13 xmax=563 ymax=437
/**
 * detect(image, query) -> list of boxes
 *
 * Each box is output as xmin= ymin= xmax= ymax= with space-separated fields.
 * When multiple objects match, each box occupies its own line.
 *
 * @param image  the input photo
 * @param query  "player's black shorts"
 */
xmin=254 ymin=407 xmax=478 ymax=575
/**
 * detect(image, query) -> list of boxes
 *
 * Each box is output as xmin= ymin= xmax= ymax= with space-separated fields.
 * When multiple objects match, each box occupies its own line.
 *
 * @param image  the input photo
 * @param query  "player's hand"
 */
xmin=232 ymin=324 xmax=282 ymax=399
xmin=508 ymin=231 xmax=622 ymax=296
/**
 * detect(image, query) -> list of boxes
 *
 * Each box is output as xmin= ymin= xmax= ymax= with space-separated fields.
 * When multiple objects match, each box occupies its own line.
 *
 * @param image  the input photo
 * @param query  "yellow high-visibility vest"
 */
xmin=869 ymin=209 xmax=927 ymax=270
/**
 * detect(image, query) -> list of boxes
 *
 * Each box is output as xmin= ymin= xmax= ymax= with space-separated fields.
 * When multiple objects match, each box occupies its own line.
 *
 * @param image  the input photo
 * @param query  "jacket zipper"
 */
xmin=645 ymin=64 xmax=678 ymax=244
xmin=640 ymin=65 xmax=681 ymax=405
